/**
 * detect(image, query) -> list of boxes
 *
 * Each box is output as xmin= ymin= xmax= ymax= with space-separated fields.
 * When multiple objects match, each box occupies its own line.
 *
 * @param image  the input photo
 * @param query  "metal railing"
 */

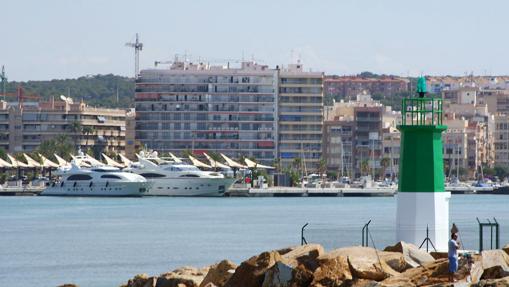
xmin=361 ymin=220 xmax=371 ymax=247
xmin=301 ymin=223 xmax=309 ymax=245
xmin=477 ymin=217 xmax=500 ymax=251
xmin=401 ymin=98 xmax=443 ymax=126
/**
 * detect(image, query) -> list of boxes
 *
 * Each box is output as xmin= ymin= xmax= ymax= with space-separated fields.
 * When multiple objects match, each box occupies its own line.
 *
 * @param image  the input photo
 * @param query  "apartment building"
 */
xmin=0 ymin=98 xmax=131 ymax=154
xmin=325 ymin=76 xmax=408 ymax=100
xmin=354 ymin=106 xmax=383 ymax=178
xmin=381 ymin=127 xmax=400 ymax=179
xmin=324 ymin=92 xmax=384 ymax=177
xmin=442 ymin=118 xmax=469 ymax=177
xmin=135 ymin=61 xmax=278 ymax=165
xmin=494 ymin=114 xmax=509 ymax=168
xmin=323 ymin=120 xmax=354 ymax=178
xmin=443 ymin=101 xmax=495 ymax=171
xmin=442 ymin=87 xmax=478 ymax=105
xmin=135 ymin=61 xmax=324 ymax=168
xmin=278 ymin=64 xmax=324 ymax=170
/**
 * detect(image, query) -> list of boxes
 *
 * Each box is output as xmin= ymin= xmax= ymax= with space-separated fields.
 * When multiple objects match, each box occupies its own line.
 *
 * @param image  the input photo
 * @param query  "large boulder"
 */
xmin=310 ymin=255 xmax=352 ymax=287
xmin=475 ymin=276 xmax=509 ymax=287
xmin=224 ymin=250 xmax=282 ymax=287
xmin=259 ymin=244 xmax=323 ymax=287
xmin=156 ymin=266 xmax=209 ymax=287
xmin=322 ymin=246 xmax=400 ymax=281
xmin=262 ymin=262 xmax=293 ymax=287
xmin=200 ymin=260 xmax=237 ymax=287
xmin=480 ymin=250 xmax=509 ymax=280
xmin=377 ymin=276 xmax=416 ymax=287
xmin=281 ymin=244 xmax=324 ymax=272
xmin=503 ymin=244 xmax=509 ymax=256
xmin=384 ymin=241 xmax=435 ymax=268
xmin=381 ymin=258 xmax=454 ymax=286
xmin=123 ymin=273 xmax=157 ymax=287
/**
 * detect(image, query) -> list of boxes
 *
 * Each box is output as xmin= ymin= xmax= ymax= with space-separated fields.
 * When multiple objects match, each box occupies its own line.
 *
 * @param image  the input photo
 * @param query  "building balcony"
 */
xmin=278 ymin=93 xmax=323 ymax=97
xmin=279 ymin=112 xmax=322 ymax=117
xmin=278 ymin=102 xmax=323 ymax=106
xmin=279 ymin=139 xmax=322 ymax=144
xmin=279 ymin=121 xmax=323 ymax=125
xmin=279 ymin=130 xmax=322 ymax=134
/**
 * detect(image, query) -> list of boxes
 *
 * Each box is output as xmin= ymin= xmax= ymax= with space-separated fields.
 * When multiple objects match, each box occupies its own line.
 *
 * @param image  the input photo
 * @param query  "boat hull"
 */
xmin=41 ymin=181 xmax=148 ymax=197
xmin=145 ymin=177 xmax=235 ymax=196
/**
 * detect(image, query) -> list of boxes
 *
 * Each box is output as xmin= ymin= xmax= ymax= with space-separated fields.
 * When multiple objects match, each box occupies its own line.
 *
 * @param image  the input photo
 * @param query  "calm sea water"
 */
xmin=0 ymin=195 xmax=508 ymax=287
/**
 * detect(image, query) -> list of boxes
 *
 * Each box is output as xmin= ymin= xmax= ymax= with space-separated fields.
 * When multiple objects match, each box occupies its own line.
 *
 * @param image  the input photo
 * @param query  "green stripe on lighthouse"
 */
xmin=397 ymin=80 xmax=447 ymax=193
xmin=398 ymin=125 xmax=446 ymax=192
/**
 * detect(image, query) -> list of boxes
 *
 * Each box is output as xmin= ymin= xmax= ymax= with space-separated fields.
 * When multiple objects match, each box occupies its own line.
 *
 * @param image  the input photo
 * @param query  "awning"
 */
xmin=203 ymin=153 xmax=230 ymax=169
xmin=7 ymin=154 xmax=30 ymax=168
xmin=244 ymin=158 xmax=275 ymax=169
xmin=38 ymin=153 xmax=60 ymax=168
xmin=169 ymin=152 xmax=183 ymax=163
xmin=23 ymin=153 xmax=42 ymax=168
xmin=0 ymin=157 xmax=13 ymax=168
xmin=188 ymin=155 xmax=212 ymax=169
xmin=85 ymin=154 xmax=105 ymax=166
xmin=118 ymin=153 xmax=133 ymax=166
xmin=220 ymin=153 xmax=247 ymax=169
xmin=102 ymin=153 xmax=125 ymax=168
xmin=54 ymin=154 xmax=70 ymax=167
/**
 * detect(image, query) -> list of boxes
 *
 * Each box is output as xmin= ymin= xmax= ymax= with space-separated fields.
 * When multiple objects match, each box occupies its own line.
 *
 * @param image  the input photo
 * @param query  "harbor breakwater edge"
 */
xmin=56 ymin=241 xmax=509 ymax=287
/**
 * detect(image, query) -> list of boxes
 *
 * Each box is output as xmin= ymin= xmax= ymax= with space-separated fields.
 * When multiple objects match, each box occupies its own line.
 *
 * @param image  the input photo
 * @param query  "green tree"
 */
xmin=37 ymin=135 xmax=74 ymax=161
xmin=4 ymin=74 xmax=135 ymax=109
xmin=0 ymin=147 xmax=7 ymax=160
xmin=318 ymin=158 xmax=327 ymax=187
xmin=380 ymin=157 xmax=391 ymax=179
xmin=207 ymin=151 xmax=222 ymax=162
xmin=82 ymin=126 xmax=95 ymax=148
xmin=68 ymin=121 xmax=82 ymax=150
xmin=360 ymin=159 xmax=370 ymax=176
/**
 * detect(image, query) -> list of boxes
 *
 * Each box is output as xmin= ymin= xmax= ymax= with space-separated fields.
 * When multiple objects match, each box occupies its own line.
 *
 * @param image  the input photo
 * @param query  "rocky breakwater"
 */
xmin=121 ymin=242 xmax=509 ymax=287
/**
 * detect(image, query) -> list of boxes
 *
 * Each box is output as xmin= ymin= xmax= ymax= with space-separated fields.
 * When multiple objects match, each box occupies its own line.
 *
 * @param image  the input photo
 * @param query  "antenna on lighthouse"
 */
xmin=125 ymin=33 xmax=143 ymax=78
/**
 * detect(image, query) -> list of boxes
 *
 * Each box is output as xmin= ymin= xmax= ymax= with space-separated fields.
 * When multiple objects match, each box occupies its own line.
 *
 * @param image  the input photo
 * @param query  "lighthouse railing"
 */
xmin=402 ymin=98 xmax=443 ymax=126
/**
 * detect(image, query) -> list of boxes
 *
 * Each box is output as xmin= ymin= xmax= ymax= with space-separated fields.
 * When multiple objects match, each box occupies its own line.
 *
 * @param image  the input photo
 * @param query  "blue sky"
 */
xmin=2 ymin=0 xmax=508 ymax=81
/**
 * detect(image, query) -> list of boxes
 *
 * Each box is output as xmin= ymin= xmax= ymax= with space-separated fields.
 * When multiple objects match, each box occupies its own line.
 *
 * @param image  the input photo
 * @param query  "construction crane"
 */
xmin=1 ymin=65 xmax=6 ymax=101
xmin=2 ymin=86 xmax=40 ymax=105
xmin=125 ymin=33 xmax=143 ymax=78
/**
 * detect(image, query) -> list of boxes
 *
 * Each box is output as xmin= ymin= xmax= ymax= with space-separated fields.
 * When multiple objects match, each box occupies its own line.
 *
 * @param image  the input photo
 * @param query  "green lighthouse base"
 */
xmin=396 ymin=123 xmax=450 ymax=251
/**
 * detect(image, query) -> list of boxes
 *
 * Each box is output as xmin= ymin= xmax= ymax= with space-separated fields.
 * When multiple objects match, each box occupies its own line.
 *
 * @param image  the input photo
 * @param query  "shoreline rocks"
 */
xmin=120 ymin=242 xmax=509 ymax=287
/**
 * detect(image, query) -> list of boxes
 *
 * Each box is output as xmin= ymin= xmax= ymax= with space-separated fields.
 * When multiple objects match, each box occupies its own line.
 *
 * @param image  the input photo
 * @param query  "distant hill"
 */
xmin=3 ymin=74 xmax=135 ymax=109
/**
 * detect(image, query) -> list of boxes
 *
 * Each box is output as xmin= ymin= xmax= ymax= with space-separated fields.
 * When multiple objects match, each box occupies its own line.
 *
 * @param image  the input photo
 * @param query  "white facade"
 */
xmin=396 ymin=192 xmax=451 ymax=252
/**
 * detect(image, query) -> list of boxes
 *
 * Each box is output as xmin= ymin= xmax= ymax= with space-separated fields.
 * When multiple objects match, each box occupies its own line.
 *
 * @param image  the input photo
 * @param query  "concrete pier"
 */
xmin=226 ymin=187 xmax=396 ymax=197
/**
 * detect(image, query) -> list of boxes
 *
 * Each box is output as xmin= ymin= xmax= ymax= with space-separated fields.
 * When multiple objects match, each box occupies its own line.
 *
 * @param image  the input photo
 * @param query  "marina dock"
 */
xmin=0 ymin=187 xmax=43 ymax=196
xmin=227 ymin=187 xmax=396 ymax=197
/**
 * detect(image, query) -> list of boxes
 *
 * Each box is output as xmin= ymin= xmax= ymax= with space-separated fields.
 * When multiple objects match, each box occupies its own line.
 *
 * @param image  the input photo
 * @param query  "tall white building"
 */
xmin=135 ymin=61 xmax=323 ymax=168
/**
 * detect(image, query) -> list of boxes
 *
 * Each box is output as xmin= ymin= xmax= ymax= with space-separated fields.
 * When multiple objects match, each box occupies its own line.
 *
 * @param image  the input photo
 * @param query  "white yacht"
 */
xmin=42 ymin=164 xmax=149 ymax=197
xmin=128 ymin=156 xmax=236 ymax=196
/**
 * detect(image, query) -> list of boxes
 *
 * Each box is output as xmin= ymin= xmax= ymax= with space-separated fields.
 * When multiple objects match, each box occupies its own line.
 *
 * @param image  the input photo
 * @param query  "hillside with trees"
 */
xmin=3 ymin=74 xmax=135 ymax=108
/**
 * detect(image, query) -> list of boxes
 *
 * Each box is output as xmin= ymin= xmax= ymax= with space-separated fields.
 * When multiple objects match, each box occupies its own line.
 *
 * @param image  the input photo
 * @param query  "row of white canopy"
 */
xmin=186 ymin=152 xmax=274 ymax=170
xmin=0 ymin=151 xmax=274 ymax=170
xmin=0 ymin=153 xmax=61 ymax=169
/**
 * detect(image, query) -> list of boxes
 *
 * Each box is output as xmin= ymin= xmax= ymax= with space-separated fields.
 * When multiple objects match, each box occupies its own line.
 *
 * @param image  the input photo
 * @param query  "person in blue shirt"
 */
xmin=448 ymin=232 xmax=460 ymax=282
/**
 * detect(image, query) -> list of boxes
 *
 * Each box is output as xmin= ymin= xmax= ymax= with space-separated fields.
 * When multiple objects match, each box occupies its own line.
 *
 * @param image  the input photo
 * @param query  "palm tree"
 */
xmin=360 ymin=159 xmax=370 ymax=176
xmin=68 ymin=121 xmax=83 ymax=151
xmin=292 ymin=157 xmax=302 ymax=170
xmin=380 ymin=157 xmax=391 ymax=180
xmin=82 ymin=126 xmax=95 ymax=149
xmin=318 ymin=158 xmax=327 ymax=188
